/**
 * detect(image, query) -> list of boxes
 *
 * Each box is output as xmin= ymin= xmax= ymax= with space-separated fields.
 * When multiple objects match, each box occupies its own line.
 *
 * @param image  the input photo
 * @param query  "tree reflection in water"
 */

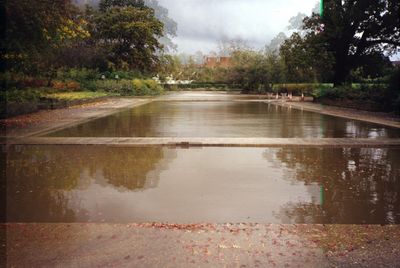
xmin=6 ymin=145 xmax=175 ymax=222
xmin=271 ymin=148 xmax=400 ymax=224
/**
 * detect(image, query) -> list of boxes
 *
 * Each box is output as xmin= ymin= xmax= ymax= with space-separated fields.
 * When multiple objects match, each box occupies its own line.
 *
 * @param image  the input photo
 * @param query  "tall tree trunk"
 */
xmin=333 ymin=65 xmax=348 ymax=86
xmin=332 ymin=52 xmax=350 ymax=87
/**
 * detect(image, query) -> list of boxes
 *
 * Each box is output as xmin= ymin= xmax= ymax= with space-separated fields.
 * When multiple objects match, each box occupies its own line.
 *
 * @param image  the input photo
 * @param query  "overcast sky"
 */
xmin=158 ymin=0 xmax=319 ymax=54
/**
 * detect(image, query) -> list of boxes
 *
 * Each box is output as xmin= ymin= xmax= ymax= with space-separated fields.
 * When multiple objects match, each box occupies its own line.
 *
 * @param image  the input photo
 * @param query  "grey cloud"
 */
xmin=159 ymin=0 xmax=318 ymax=54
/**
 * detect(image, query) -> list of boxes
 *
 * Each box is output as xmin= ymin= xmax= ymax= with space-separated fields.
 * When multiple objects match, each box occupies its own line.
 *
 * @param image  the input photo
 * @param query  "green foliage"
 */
xmin=0 ymin=72 xmax=50 ymax=89
xmin=56 ymin=68 xmax=99 ymax=82
xmin=279 ymin=32 xmax=333 ymax=83
xmin=177 ymin=83 xmax=230 ymax=90
xmin=3 ymin=0 xmax=90 ymax=75
xmin=273 ymin=83 xmax=333 ymax=96
xmin=0 ymin=88 xmax=41 ymax=103
xmin=99 ymin=0 xmax=145 ymax=11
xmin=228 ymin=50 xmax=285 ymax=93
xmin=304 ymin=1 xmax=400 ymax=85
xmin=316 ymin=81 xmax=400 ymax=113
xmin=94 ymin=1 xmax=164 ymax=72
xmin=3 ymin=0 xmax=172 ymax=78
xmin=131 ymin=79 xmax=164 ymax=95
xmin=42 ymin=91 xmax=111 ymax=101
xmin=94 ymin=79 xmax=163 ymax=96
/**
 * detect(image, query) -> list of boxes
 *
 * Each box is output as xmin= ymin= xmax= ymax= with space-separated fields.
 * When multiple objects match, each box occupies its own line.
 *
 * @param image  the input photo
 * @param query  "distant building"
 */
xmin=203 ymin=56 xmax=232 ymax=69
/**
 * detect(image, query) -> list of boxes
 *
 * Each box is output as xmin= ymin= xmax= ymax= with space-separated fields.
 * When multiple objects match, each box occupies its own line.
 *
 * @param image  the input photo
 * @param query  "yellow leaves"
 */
xmin=56 ymin=18 xmax=90 ymax=42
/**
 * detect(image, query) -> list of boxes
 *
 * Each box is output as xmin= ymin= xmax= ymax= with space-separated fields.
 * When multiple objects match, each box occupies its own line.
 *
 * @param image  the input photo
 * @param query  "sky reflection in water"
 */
xmin=6 ymin=146 xmax=400 ymax=224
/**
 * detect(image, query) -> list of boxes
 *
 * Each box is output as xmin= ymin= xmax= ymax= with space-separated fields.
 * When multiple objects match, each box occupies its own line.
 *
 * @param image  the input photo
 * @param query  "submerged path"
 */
xmin=1 ymin=92 xmax=399 ymax=138
xmin=272 ymin=101 xmax=400 ymax=129
xmin=4 ymin=137 xmax=400 ymax=148
xmin=3 ymin=92 xmax=400 ymax=267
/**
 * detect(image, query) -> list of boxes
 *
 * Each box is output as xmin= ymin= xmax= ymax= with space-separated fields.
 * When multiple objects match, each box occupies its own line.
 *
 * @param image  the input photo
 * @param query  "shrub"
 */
xmin=132 ymin=79 xmax=145 ymax=94
xmin=316 ymin=82 xmax=398 ymax=113
xmin=110 ymin=70 xmax=143 ymax=80
xmin=131 ymin=79 xmax=164 ymax=95
xmin=51 ymin=80 xmax=81 ymax=91
xmin=177 ymin=83 xmax=231 ymax=90
xmin=93 ymin=79 xmax=163 ymax=96
xmin=80 ymin=80 xmax=97 ymax=91
xmin=57 ymin=68 xmax=99 ymax=82
xmin=0 ymin=88 xmax=41 ymax=103
xmin=143 ymin=79 xmax=163 ymax=95
xmin=43 ymin=91 xmax=110 ymax=101
xmin=0 ymin=73 xmax=49 ymax=89
xmin=66 ymin=81 xmax=81 ymax=90
xmin=94 ymin=79 xmax=132 ymax=94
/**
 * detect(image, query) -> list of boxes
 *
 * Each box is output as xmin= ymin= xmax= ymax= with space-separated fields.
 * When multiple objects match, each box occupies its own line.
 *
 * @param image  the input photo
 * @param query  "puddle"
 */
xmin=46 ymin=102 xmax=400 ymax=138
xmin=5 ymin=145 xmax=400 ymax=224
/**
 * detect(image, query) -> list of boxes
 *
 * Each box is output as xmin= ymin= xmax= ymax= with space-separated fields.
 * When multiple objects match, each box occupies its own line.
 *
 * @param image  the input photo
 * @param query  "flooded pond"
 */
xmin=47 ymin=101 xmax=400 ymax=138
xmin=5 ymin=145 xmax=400 ymax=224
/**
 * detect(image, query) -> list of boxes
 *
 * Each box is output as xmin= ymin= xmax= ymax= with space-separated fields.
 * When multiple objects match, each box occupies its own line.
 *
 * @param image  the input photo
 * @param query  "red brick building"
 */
xmin=204 ymin=56 xmax=232 ymax=68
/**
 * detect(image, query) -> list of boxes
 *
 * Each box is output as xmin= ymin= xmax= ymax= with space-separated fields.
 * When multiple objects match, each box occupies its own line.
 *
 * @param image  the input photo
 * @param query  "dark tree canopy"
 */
xmin=280 ymin=32 xmax=334 ymax=83
xmin=304 ymin=0 xmax=400 ymax=85
xmin=2 ymin=0 xmax=89 ymax=73
xmin=95 ymin=0 xmax=164 ymax=72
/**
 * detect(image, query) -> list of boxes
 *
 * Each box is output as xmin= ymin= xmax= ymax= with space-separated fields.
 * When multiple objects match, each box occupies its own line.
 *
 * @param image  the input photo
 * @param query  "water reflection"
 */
xmin=272 ymin=148 xmax=400 ymax=224
xmin=5 ymin=146 xmax=400 ymax=224
xmin=47 ymin=102 xmax=400 ymax=138
xmin=6 ymin=145 xmax=175 ymax=222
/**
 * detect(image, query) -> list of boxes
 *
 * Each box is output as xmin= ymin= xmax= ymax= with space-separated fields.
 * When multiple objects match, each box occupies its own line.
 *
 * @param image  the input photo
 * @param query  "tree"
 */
xmin=229 ymin=50 xmax=271 ymax=92
xmin=94 ymin=0 xmax=164 ymax=72
xmin=158 ymin=54 xmax=182 ymax=80
xmin=78 ymin=0 xmax=178 ymax=51
xmin=2 ymin=0 xmax=89 ymax=75
xmin=287 ymin=13 xmax=307 ymax=31
xmin=280 ymin=31 xmax=334 ymax=83
xmin=265 ymin=32 xmax=287 ymax=54
xmin=304 ymin=0 xmax=400 ymax=85
xmin=144 ymin=0 xmax=177 ymax=52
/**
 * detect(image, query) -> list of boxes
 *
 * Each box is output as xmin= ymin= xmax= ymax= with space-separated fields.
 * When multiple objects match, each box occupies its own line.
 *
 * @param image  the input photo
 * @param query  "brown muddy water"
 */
xmin=5 ymin=145 xmax=400 ymax=224
xmin=46 ymin=101 xmax=400 ymax=138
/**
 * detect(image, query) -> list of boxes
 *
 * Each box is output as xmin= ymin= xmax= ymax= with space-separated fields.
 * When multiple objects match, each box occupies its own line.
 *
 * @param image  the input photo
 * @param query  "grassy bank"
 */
xmin=1 ymin=70 xmax=165 ymax=118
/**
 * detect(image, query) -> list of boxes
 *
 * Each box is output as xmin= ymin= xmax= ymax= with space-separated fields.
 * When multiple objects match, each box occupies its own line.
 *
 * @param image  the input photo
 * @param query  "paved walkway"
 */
xmin=5 ymin=223 xmax=400 ymax=268
xmin=1 ymin=98 xmax=152 ymax=138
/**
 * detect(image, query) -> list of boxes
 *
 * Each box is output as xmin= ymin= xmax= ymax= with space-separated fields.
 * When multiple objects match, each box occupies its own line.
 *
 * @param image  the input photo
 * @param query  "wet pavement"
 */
xmin=5 ymin=223 xmax=400 ymax=267
xmin=5 ymin=145 xmax=400 ymax=224
xmin=2 ymin=92 xmax=400 ymax=267
xmin=6 ymin=137 xmax=400 ymax=147
xmin=45 ymin=101 xmax=400 ymax=138
xmin=1 ymin=98 xmax=151 ymax=137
